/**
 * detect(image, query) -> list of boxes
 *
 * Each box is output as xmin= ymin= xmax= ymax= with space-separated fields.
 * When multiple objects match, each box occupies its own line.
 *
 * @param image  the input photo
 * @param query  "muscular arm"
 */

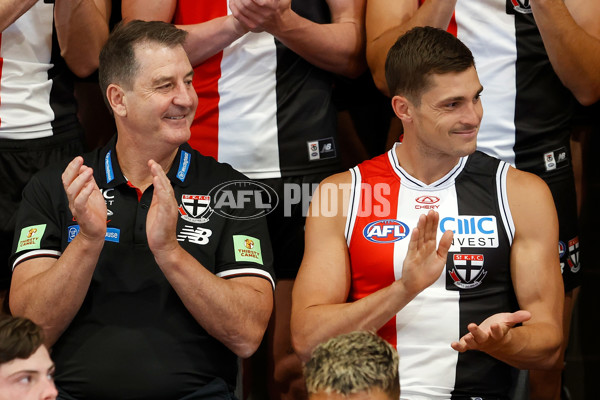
xmin=452 ymin=168 xmax=563 ymax=369
xmin=530 ymin=0 xmax=600 ymax=105
xmin=122 ymin=0 xmax=248 ymax=66
xmin=10 ymin=240 xmax=104 ymax=347
xmin=366 ymin=0 xmax=456 ymax=94
xmin=10 ymin=158 xmax=107 ymax=347
xmin=291 ymin=172 xmax=452 ymax=361
xmin=0 ymin=0 xmax=37 ymax=31
xmin=230 ymin=0 xmax=366 ymax=78
xmin=54 ymin=0 xmax=111 ymax=78
xmin=146 ymin=160 xmax=273 ymax=358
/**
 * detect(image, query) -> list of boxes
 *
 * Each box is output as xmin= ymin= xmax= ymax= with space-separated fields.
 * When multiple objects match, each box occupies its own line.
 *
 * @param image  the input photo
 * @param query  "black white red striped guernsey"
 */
xmin=173 ymin=0 xmax=340 ymax=179
xmin=421 ymin=0 xmax=576 ymax=173
xmin=346 ymin=145 xmax=518 ymax=399
xmin=0 ymin=1 xmax=80 ymax=140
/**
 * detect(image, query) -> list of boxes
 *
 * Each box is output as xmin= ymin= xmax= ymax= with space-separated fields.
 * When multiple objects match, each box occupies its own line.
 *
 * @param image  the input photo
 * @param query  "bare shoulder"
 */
xmin=505 ymin=166 xmax=557 ymax=233
xmin=319 ymin=170 xmax=353 ymax=185
xmin=308 ymin=170 xmax=353 ymax=223
xmin=506 ymin=166 xmax=553 ymax=203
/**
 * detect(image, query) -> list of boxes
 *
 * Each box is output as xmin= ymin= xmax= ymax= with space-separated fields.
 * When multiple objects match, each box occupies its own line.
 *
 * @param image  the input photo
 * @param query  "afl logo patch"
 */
xmin=363 ymin=219 xmax=410 ymax=243
xmin=558 ymin=241 xmax=566 ymax=258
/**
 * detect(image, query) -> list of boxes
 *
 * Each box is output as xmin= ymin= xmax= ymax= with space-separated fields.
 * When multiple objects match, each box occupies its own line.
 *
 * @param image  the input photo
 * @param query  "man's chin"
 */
xmin=162 ymin=128 xmax=191 ymax=147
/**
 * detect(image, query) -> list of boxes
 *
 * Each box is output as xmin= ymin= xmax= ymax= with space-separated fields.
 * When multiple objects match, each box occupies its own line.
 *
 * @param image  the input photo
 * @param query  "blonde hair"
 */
xmin=304 ymin=331 xmax=399 ymax=398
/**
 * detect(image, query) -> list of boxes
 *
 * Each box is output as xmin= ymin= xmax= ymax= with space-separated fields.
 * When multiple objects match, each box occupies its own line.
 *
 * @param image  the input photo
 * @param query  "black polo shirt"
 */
xmin=10 ymin=136 xmax=275 ymax=400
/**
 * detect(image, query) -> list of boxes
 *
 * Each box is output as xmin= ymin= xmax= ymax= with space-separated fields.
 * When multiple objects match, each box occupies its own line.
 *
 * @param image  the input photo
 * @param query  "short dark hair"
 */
xmin=99 ymin=20 xmax=188 ymax=107
xmin=0 ymin=316 xmax=45 ymax=364
xmin=385 ymin=26 xmax=475 ymax=103
xmin=304 ymin=331 xmax=399 ymax=398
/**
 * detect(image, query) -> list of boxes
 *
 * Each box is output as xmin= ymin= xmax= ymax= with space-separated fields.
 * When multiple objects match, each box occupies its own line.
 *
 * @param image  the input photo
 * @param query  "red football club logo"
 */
xmin=448 ymin=254 xmax=487 ymax=289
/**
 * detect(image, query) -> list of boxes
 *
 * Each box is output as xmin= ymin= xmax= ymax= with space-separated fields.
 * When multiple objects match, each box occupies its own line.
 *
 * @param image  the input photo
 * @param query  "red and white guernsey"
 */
xmin=0 ymin=1 xmax=79 ymax=140
xmin=346 ymin=145 xmax=518 ymax=398
xmin=174 ymin=0 xmax=339 ymax=179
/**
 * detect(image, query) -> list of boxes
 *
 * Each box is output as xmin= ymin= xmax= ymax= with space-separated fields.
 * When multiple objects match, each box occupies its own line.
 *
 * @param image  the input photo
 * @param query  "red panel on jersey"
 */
xmin=174 ymin=1 xmax=228 ymax=158
xmin=348 ymin=153 xmax=402 ymax=349
xmin=418 ymin=0 xmax=458 ymax=37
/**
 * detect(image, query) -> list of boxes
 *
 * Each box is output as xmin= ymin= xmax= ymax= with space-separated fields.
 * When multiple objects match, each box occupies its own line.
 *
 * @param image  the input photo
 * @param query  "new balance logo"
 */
xmin=177 ymin=225 xmax=212 ymax=245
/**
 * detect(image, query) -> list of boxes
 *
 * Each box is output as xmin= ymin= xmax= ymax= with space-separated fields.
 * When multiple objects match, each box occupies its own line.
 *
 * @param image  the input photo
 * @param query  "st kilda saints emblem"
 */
xmin=179 ymin=194 xmax=213 ymax=223
xmin=448 ymin=254 xmax=488 ymax=289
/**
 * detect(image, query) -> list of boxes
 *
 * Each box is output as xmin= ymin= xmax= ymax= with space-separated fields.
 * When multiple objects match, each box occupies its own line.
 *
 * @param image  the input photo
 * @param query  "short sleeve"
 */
xmin=10 ymin=169 xmax=67 ymax=270
xmin=212 ymin=181 xmax=276 ymax=289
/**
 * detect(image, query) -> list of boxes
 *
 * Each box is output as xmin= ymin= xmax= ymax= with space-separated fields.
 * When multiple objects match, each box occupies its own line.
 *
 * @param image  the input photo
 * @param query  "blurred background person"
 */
xmin=0 ymin=0 xmax=111 ymax=312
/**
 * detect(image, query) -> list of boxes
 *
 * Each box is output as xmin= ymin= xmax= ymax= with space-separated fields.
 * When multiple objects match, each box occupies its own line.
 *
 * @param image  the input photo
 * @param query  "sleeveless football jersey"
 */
xmin=0 ymin=1 xmax=80 ymax=140
xmin=173 ymin=0 xmax=339 ymax=179
xmin=421 ymin=0 xmax=576 ymax=173
xmin=346 ymin=146 xmax=518 ymax=399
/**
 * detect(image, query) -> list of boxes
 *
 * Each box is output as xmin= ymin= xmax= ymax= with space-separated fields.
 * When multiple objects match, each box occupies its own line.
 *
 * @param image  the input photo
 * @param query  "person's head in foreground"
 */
xmin=0 ymin=317 xmax=57 ymax=400
xmin=304 ymin=331 xmax=399 ymax=400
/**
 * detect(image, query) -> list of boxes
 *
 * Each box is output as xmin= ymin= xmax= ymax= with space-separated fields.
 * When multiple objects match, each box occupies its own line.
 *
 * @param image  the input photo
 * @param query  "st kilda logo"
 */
xmin=179 ymin=194 xmax=213 ymax=224
xmin=449 ymin=254 xmax=488 ymax=289
xmin=415 ymin=195 xmax=440 ymax=210
xmin=510 ymin=0 xmax=532 ymax=14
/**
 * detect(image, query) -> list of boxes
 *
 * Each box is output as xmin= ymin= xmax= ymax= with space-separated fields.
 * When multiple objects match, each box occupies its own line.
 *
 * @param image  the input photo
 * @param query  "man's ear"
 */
xmin=107 ymin=84 xmax=127 ymax=117
xmin=391 ymin=95 xmax=412 ymax=123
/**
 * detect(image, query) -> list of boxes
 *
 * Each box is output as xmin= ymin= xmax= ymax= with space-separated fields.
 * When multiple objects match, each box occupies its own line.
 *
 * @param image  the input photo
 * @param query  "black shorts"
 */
xmin=0 ymin=131 xmax=83 ymax=289
xmin=261 ymin=172 xmax=332 ymax=280
xmin=540 ymin=169 xmax=581 ymax=292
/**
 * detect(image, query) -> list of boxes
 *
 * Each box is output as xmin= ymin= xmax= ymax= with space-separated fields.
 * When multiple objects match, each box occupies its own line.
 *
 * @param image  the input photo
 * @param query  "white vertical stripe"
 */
xmin=0 ymin=2 xmax=55 ymax=139
xmin=345 ymin=167 xmax=361 ymax=246
xmin=394 ymin=184 xmax=460 ymax=398
xmin=217 ymin=4 xmax=280 ymax=178
xmin=456 ymin=0 xmax=518 ymax=166
xmin=496 ymin=162 xmax=515 ymax=245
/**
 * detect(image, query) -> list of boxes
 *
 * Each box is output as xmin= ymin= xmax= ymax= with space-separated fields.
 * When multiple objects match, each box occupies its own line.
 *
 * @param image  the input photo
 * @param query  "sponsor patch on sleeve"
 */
xmin=233 ymin=235 xmax=263 ymax=265
xmin=17 ymin=224 xmax=47 ymax=251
